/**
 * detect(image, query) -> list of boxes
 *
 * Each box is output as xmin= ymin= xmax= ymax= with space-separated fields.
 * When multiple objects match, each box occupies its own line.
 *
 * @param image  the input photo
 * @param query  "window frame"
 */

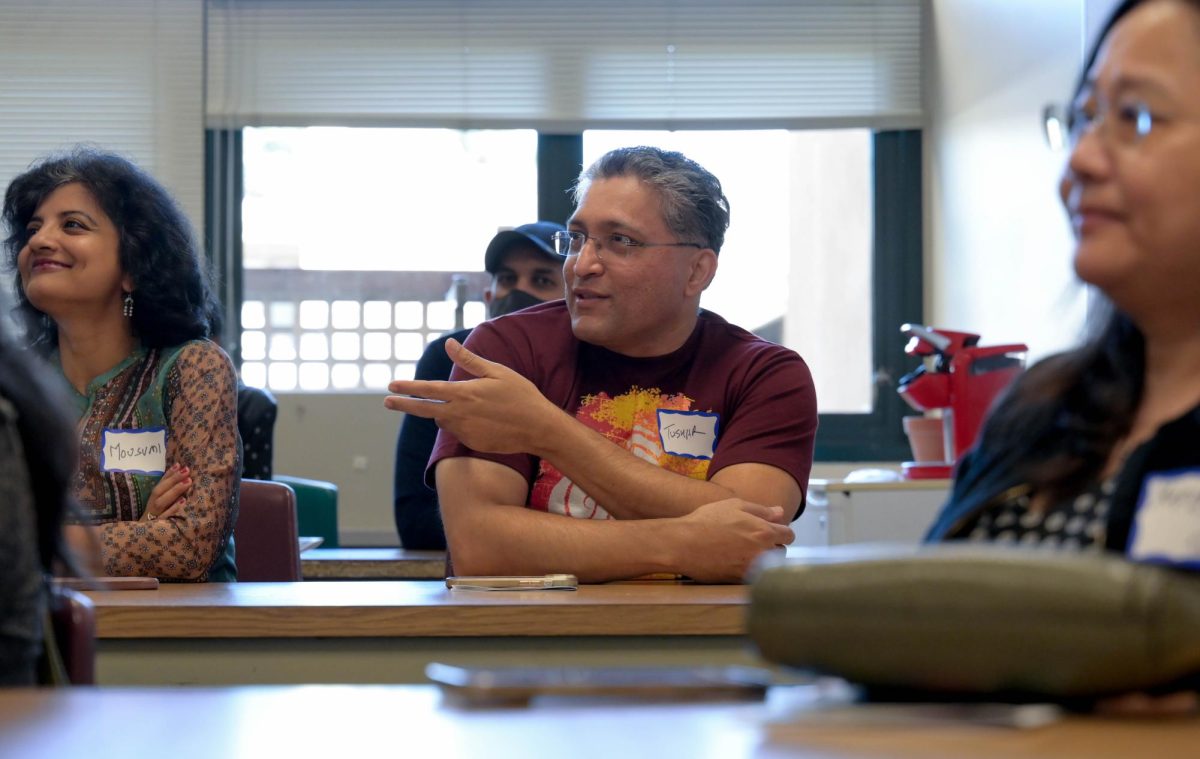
xmin=206 ymin=128 xmax=922 ymax=461
xmin=813 ymin=130 xmax=922 ymax=461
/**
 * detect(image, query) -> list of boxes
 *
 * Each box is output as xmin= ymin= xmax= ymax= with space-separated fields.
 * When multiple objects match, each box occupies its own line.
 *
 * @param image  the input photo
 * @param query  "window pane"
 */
xmin=583 ymin=129 xmax=873 ymax=414
xmin=242 ymin=362 xmax=267 ymax=388
xmin=331 ymin=332 xmax=360 ymax=361
xmin=363 ymin=364 xmax=392 ymax=389
xmin=268 ymin=363 xmax=297 ymax=391
xmin=331 ymin=363 xmax=360 ymax=389
xmin=298 ymin=362 xmax=330 ymax=391
xmin=242 ymin=127 xmax=534 ymax=393
xmin=241 ymin=331 xmax=266 ymax=361
xmin=464 ymin=301 xmax=486 ymax=328
xmin=363 ymin=332 xmax=392 ymax=361
xmin=299 ymin=333 xmax=329 ymax=361
xmin=299 ymin=300 xmax=329 ymax=329
xmin=331 ymin=300 xmax=360 ymax=330
xmin=392 ymin=301 xmax=425 ymax=330
xmin=363 ymin=301 xmax=392 ymax=329
xmin=242 ymin=301 xmax=266 ymax=329
xmin=268 ymin=334 xmax=296 ymax=361
xmin=426 ymin=301 xmax=456 ymax=331
xmin=268 ymin=301 xmax=295 ymax=328
xmin=395 ymin=333 xmax=425 ymax=361
xmin=243 ymin=127 xmax=536 ymax=272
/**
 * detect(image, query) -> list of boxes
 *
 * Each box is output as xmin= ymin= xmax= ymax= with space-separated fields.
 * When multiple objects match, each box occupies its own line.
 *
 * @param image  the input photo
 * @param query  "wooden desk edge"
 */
xmin=94 ymin=603 xmax=747 ymax=638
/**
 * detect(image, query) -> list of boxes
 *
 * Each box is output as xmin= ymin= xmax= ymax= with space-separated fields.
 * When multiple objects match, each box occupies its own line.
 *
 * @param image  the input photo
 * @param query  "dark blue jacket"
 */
xmin=926 ymin=403 xmax=1200 ymax=555
xmin=392 ymin=328 xmax=472 ymax=549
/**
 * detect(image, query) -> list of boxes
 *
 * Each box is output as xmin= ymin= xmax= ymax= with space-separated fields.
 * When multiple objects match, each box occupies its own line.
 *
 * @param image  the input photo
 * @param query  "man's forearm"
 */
xmin=437 ymin=456 xmax=795 ymax=583
xmin=530 ymin=408 xmax=738 ymax=520
xmin=446 ymin=500 xmax=682 ymax=582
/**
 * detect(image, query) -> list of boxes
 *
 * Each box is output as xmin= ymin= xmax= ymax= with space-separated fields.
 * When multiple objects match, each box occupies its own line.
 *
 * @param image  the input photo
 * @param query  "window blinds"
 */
xmin=0 ymin=1 xmax=205 ymax=230
xmin=207 ymin=0 xmax=922 ymax=131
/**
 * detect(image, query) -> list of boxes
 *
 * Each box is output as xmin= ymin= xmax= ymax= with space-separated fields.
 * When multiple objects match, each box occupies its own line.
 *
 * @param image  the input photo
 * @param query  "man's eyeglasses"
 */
xmin=552 ymin=230 xmax=703 ymax=261
xmin=1043 ymin=99 xmax=1155 ymax=151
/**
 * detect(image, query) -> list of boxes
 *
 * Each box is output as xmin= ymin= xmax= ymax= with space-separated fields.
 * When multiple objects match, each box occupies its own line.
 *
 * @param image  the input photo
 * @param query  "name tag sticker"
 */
xmin=657 ymin=410 xmax=720 ymax=460
xmin=101 ymin=427 xmax=168 ymax=476
xmin=1127 ymin=468 xmax=1200 ymax=569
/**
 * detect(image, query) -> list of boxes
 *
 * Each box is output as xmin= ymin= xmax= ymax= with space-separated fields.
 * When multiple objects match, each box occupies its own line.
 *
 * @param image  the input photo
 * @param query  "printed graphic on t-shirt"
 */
xmin=530 ymin=386 xmax=716 ymax=518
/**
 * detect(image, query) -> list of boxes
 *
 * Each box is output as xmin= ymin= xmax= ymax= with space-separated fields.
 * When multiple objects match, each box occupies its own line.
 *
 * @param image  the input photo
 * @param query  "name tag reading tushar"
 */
xmin=1128 ymin=468 xmax=1200 ymax=569
xmin=101 ymin=427 xmax=168 ymax=476
xmin=657 ymin=410 xmax=719 ymax=460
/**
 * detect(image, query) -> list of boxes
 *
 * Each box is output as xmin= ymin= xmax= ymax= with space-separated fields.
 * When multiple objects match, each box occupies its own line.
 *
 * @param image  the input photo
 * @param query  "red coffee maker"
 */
xmin=896 ymin=324 xmax=1028 ymax=479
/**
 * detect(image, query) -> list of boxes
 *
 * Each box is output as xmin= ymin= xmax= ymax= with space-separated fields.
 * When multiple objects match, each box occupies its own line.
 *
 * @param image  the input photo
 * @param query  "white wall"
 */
xmin=274 ymin=393 xmax=402 ymax=545
xmin=925 ymin=0 xmax=1089 ymax=362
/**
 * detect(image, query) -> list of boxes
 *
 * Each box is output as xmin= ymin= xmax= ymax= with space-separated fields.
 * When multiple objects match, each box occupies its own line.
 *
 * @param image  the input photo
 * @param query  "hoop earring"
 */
xmin=123 ymin=292 xmax=134 ymax=318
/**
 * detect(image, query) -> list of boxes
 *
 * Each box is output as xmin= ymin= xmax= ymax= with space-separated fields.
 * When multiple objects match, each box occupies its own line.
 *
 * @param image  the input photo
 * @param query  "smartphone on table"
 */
xmin=426 ymin=662 xmax=774 ymax=706
xmin=445 ymin=574 xmax=578 ymax=591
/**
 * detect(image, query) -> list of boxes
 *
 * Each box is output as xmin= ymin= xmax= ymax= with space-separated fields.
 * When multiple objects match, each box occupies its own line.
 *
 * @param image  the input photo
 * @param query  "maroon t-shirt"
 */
xmin=428 ymin=300 xmax=818 ymax=518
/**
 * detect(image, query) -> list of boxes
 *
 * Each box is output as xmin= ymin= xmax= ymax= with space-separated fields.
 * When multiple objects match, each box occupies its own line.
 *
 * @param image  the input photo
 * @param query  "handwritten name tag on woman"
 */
xmin=101 ymin=427 xmax=168 ymax=475
xmin=1129 ymin=469 xmax=1200 ymax=568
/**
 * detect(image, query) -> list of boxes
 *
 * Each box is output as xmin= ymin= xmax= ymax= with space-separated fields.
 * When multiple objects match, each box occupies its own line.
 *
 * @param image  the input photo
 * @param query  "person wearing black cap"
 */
xmin=393 ymin=221 xmax=565 ymax=548
xmin=386 ymin=147 xmax=816 ymax=583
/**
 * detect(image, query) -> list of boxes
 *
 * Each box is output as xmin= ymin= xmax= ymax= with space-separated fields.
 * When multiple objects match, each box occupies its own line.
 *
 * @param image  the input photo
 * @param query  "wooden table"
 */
xmin=300 ymin=547 xmax=445 ymax=580
xmin=2 ymin=685 xmax=1195 ymax=759
xmin=297 ymin=546 xmax=907 ymax=582
xmin=84 ymin=581 xmax=754 ymax=685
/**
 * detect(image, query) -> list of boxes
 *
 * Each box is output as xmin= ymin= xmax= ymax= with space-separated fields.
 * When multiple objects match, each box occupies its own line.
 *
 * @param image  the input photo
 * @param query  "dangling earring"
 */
xmin=123 ymin=292 xmax=134 ymax=318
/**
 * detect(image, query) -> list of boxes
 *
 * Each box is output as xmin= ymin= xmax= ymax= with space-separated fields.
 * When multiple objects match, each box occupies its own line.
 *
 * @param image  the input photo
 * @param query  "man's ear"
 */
xmin=685 ymin=249 xmax=718 ymax=295
xmin=483 ymin=286 xmax=494 ymax=305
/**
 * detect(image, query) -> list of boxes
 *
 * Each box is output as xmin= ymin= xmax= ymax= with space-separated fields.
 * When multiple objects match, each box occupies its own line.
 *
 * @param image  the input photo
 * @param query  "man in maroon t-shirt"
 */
xmin=386 ymin=147 xmax=817 ymax=583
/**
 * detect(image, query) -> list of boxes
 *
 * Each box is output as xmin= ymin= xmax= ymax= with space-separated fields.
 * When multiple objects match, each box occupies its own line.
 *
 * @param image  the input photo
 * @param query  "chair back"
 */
xmin=274 ymin=474 xmax=340 ymax=547
xmin=234 ymin=480 xmax=302 ymax=581
xmin=49 ymin=586 xmax=96 ymax=685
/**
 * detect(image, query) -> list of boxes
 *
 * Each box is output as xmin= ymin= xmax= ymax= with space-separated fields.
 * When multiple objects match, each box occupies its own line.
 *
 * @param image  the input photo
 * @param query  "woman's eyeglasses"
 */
xmin=1043 ymin=99 xmax=1156 ymax=151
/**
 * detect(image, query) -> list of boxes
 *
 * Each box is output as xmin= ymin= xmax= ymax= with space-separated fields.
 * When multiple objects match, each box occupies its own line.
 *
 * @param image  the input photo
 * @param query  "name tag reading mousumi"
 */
xmin=101 ymin=427 xmax=168 ymax=476
xmin=1128 ymin=468 xmax=1200 ymax=569
xmin=657 ymin=410 xmax=719 ymax=460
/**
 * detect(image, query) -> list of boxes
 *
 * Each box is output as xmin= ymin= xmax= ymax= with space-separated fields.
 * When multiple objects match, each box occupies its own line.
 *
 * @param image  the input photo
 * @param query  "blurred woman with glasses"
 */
xmin=925 ymin=0 xmax=1200 ymax=713
xmin=929 ymin=0 xmax=1200 ymax=569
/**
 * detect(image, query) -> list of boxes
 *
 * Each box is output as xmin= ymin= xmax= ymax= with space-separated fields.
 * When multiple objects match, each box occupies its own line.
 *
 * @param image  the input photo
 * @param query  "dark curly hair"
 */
xmin=2 ymin=146 xmax=219 ymax=352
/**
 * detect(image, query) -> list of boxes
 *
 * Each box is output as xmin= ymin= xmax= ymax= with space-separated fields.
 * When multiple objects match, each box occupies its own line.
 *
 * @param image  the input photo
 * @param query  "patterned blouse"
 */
xmin=955 ymin=479 xmax=1113 ymax=551
xmin=61 ymin=340 xmax=240 ymax=581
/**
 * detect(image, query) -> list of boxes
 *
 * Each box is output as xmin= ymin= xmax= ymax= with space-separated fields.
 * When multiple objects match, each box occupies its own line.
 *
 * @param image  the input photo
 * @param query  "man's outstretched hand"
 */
xmin=385 ymin=338 xmax=562 ymax=456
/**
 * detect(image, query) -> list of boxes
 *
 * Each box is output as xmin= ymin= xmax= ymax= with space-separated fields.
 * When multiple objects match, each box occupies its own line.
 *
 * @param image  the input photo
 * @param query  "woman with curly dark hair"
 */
xmin=3 ymin=147 xmax=239 ymax=582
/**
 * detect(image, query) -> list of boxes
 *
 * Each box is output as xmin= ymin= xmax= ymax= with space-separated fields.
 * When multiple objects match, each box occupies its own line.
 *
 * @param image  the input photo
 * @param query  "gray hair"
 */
xmin=572 ymin=146 xmax=731 ymax=254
